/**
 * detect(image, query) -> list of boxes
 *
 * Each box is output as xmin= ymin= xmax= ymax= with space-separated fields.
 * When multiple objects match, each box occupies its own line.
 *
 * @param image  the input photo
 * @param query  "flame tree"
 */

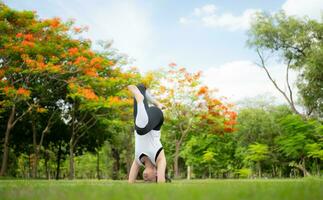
xmin=0 ymin=3 xmax=136 ymax=177
xmin=153 ymin=63 xmax=237 ymax=178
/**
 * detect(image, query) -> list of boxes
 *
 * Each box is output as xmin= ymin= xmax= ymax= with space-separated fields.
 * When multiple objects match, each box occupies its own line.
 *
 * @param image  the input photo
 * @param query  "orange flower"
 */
xmin=82 ymin=50 xmax=95 ymax=57
xmin=21 ymin=40 xmax=35 ymax=47
xmin=51 ymin=65 xmax=61 ymax=72
xmin=168 ymin=62 xmax=177 ymax=67
xmin=37 ymin=62 xmax=46 ymax=69
xmin=16 ymin=33 xmax=23 ymax=38
xmin=90 ymin=57 xmax=103 ymax=66
xmin=197 ymin=86 xmax=208 ymax=96
xmin=24 ymin=34 xmax=34 ymax=41
xmin=17 ymin=87 xmax=31 ymax=97
xmin=68 ymin=82 xmax=76 ymax=90
xmin=74 ymin=56 xmax=88 ymax=65
xmin=78 ymin=87 xmax=99 ymax=101
xmin=84 ymin=68 xmax=98 ymax=77
xmin=224 ymin=127 xmax=234 ymax=132
xmin=108 ymin=60 xmax=115 ymax=66
xmin=3 ymin=86 xmax=13 ymax=94
xmin=229 ymin=111 xmax=237 ymax=120
xmin=68 ymin=47 xmax=78 ymax=55
xmin=50 ymin=18 xmax=60 ymax=28
xmin=224 ymin=120 xmax=236 ymax=126
xmin=90 ymin=57 xmax=104 ymax=69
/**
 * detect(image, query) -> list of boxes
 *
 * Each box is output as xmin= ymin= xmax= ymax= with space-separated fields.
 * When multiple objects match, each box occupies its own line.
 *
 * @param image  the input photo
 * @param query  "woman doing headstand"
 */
xmin=127 ymin=84 xmax=167 ymax=183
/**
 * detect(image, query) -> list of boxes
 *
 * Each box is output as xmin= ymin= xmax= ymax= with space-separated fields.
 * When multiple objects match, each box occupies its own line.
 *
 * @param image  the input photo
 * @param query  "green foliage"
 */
xmin=248 ymin=11 xmax=323 ymax=117
xmin=245 ymin=143 xmax=269 ymax=163
xmin=236 ymin=168 xmax=252 ymax=178
xmin=306 ymin=143 xmax=323 ymax=160
xmin=276 ymin=115 xmax=317 ymax=159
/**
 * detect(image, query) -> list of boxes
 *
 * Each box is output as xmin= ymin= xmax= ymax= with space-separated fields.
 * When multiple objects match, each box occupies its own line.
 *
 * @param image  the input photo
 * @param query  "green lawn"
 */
xmin=0 ymin=178 xmax=322 ymax=200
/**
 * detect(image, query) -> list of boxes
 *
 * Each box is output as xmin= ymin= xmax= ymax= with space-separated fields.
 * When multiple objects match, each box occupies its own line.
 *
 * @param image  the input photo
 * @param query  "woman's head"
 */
xmin=141 ymin=156 xmax=157 ymax=182
xmin=143 ymin=166 xmax=157 ymax=182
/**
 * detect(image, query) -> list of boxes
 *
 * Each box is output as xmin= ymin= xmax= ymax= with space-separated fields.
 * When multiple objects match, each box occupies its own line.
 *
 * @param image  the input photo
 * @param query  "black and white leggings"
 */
xmin=133 ymin=84 xmax=164 ymax=135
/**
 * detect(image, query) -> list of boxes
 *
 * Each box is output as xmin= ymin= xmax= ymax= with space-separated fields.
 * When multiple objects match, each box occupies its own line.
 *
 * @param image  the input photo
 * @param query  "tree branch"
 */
xmin=256 ymin=49 xmax=301 ymax=115
xmin=39 ymin=109 xmax=58 ymax=147
xmin=73 ymin=117 xmax=97 ymax=146
xmin=12 ymin=106 xmax=32 ymax=127
xmin=285 ymin=59 xmax=299 ymax=114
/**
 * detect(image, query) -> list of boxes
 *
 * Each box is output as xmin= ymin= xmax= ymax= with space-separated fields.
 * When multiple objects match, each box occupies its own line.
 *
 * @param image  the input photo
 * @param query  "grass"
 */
xmin=0 ymin=178 xmax=322 ymax=200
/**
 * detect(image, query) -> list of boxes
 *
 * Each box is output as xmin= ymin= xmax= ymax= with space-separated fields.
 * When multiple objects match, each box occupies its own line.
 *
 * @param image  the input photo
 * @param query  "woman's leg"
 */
xmin=135 ymin=98 xmax=148 ymax=128
xmin=129 ymin=84 xmax=164 ymax=135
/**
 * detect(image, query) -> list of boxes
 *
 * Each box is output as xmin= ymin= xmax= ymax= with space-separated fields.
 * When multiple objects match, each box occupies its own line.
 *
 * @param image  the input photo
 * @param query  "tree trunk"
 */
xmin=45 ymin=150 xmax=50 ymax=179
xmin=317 ymin=158 xmax=320 ymax=176
xmin=258 ymin=161 xmax=261 ymax=178
xmin=31 ymin=117 xmax=38 ymax=178
xmin=96 ymin=149 xmax=100 ymax=180
xmin=34 ymin=148 xmax=39 ymax=178
xmin=28 ymin=153 xmax=32 ymax=178
xmin=174 ymin=141 xmax=180 ymax=178
xmin=292 ymin=158 xmax=311 ymax=177
xmin=111 ymin=148 xmax=120 ymax=180
xmin=56 ymin=142 xmax=62 ymax=180
xmin=0 ymin=105 xmax=15 ymax=176
xmin=301 ymin=157 xmax=310 ymax=177
xmin=209 ymin=166 xmax=211 ymax=178
xmin=69 ymin=141 xmax=75 ymax=180
xmin=187 ymin=165 xmax=191 ymax=180
xmin=31 ymin=111 xmax=55 ymax=179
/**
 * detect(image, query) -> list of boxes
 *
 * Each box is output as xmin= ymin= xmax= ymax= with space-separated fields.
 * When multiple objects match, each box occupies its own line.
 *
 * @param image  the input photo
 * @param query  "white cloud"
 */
xmin=193 ymin=4 xmax=217 ymax=16
xmin=54 ymin=0 xmax=154 ymax=71
xmin=179 ymin=17 xmax=192 ymax=25
xmin=179 ymin=4 xmax=260 ymax=31
xmin=282 ymin=0 xmax=323 ymax=21
xmin=202 ymin=60 xmax=298 ymax=103
xmin=202 ymin=9 xmax=260 ymax=31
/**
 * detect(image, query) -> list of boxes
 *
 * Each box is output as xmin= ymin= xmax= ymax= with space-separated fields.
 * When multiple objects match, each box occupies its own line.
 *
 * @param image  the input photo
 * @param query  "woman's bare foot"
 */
xmin=127 ymin=85 xmax=144 ymax=102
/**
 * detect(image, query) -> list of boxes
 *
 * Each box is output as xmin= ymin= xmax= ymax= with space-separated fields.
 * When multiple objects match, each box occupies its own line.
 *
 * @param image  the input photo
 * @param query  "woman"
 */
xmin=127 ymin=84 xmax=167 ymax=183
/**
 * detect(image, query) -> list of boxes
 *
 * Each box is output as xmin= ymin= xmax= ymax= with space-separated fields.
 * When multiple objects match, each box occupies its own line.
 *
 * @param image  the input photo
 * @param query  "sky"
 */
xmin=3 ymin=0 xmax=323 ymax=104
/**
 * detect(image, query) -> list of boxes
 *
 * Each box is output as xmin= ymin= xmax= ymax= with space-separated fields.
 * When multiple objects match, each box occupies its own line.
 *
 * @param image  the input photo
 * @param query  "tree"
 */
xmin=155 ymin=63 xmax=202 ymax=178
xmin=248 ymin=11 xmax=323 ymax=117
xmin=0 ymin=4 xmax=58 ymax=175
xmin=276 ymin=114 xmax=320 ymax=176
xmin=244 ymin=143 xmax=269 ymax=177
xmin=157 ymin=63 xmax=237 ymax=178
xmin=305 ymin=142 xmax=323 ymax=176
xmin=0 ymin=3 xmax=136 ymax=178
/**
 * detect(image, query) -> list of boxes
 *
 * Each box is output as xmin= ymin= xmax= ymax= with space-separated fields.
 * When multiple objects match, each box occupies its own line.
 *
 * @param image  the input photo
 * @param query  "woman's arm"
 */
xmin=156 ymin=150 xmax=166 ymax=183
xmin=128 ymin=159 xmax=140 ymax=183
